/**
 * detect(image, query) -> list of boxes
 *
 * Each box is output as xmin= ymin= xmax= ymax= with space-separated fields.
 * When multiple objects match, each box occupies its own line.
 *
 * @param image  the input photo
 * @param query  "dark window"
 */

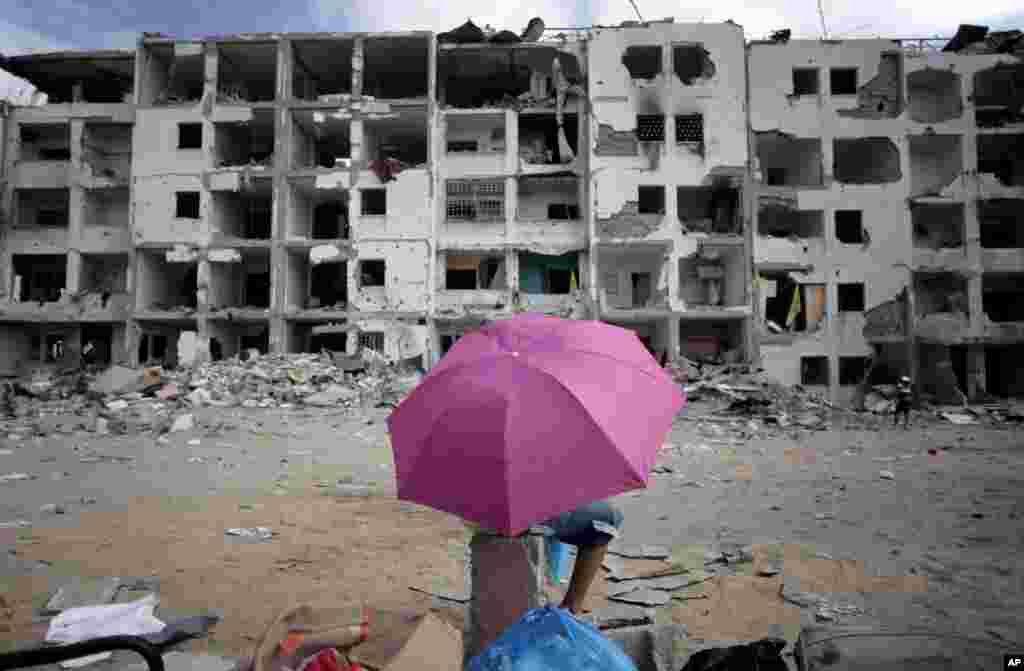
xmin=793 ymin=68 xmax=820 ymax=95
xmin=39 ymin=148 xmax=71 ymax=160
xmin=830 ymin=68 xmax=858 ymax=95
xmin=547 ymin=268 xmax=573 ymax=294
xmin=622 ymin=46 xmax=662 ymax=79
xmin=361 ymin=189 xmax=386 ymax=216
xmin=675 ymin=114 xmax=704 ymax=144
xmin=447 ymin=140 xmax=478 ymax=153
xmin=359 ymin=332 xmax=385 ymax=352
xmin=360 ymin=259 xmax=386 ymax=287
xmin=835 ymin=210 xmax=865 ymax=243
xmin=36 ymin=209 xmax=68 ymax=227
xmin=673 ymin=45 xmax=709 ymax=83
xmin=178 ymin=123 xmax=202 ymax=149
xmin=801 ymin=356 xmax=829 ymax=385
xmin=547 ymin=203 xmax=580 ymax=220
xmin=176 ymin=191 xmax=200 ymax=219
xmin=446 ymin=269 xmax=477 ymax=290
xmin=837 ymin=283 xmax=865 ymax=312
xmin=638 ymin=186 xmax=665 ymax=215
xmin=636 ymin=115 xmax=665 ymax=142
xmin=441 ymin=334 xmax=460 ymax=354
xmin=839 ymin=356 xmax=869 ymax=385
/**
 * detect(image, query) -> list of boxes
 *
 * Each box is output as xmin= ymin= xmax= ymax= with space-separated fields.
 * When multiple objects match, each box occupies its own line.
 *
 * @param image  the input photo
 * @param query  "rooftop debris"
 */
xmin=943 ymin=24 xmax=1024 ymax=54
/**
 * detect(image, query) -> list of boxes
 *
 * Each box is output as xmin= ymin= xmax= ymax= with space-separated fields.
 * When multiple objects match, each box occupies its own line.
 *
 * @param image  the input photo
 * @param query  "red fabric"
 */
xmin=369 ymin=158 xmax=403 ymax=183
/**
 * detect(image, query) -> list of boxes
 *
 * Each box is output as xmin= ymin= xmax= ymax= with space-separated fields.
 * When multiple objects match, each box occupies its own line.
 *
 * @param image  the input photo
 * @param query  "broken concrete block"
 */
xmin=305 ymin=385 xmax=360 ymax=407
xmin=592 ymin=605 xmax=655 ymax=631
xmin=165 ymin=245 xmax=199 ymax=263
xmin=90 ymin=366 xmax=141 ymax=395
xmin=42 ymin=576 xmax=123 ymax=615
xmin=608 ymin=588 xmax=671 ymax=607
xmin=310 ymin=244 xmax=343 ymax=265
xmin=609 ymin=544 xmax=671 ymax=560
xmin=170 ymin=414 xmax=194 ymax=433
xmin=207 ymin=249 xmax=242 ymax=263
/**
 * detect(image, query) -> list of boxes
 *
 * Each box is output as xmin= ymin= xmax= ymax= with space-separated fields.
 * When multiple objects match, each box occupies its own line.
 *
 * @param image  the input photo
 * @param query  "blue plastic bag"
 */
xmin=468 ymin=607 xmax=638 ymax=671
xmin=544 ymin=537 xmax=575 ymax=584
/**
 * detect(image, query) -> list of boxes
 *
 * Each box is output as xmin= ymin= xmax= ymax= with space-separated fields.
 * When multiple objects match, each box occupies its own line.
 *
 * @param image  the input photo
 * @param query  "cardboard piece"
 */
xmin=351 ymin=611 xmax=462 ymax=671
xmin=670 ymin=575 xmax=802 ymax=642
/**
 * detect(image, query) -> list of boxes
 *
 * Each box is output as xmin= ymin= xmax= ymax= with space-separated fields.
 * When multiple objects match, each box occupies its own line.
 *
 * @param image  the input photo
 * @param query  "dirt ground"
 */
xmin=1 ymin=401 xmax=1022 ymax=658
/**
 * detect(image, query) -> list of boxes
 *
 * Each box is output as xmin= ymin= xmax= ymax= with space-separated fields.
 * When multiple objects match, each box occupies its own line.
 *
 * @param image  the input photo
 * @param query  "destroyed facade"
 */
xmin=1 ymin=22 xmax=1021 ymax=403
xmin=749 ymin=26 xmax=1024 ymax=403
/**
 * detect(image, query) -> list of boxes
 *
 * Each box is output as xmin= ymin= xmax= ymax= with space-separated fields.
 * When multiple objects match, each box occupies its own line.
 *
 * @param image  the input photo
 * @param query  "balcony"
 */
xmin=444 ymin=113 xmax=508 ymax=175
xmin=13 ymin=123 xmax=71 ymax=188
xmin=79 ymin=123 xmax=132 ymax=188
xmin=911 ymin=202 xmax=967 ymax=270
xmin=514 ymin=174 xmax=583 ymax=248
xmin=755 ymin=201 xmax=825 ymax=267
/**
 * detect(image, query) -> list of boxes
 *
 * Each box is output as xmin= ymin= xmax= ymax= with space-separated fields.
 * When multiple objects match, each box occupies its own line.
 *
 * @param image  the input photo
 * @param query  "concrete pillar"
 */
xmin=667 ymin=315 xmax=680 ymax=360
xmin=464 ymin=530 xmax=547 ymax=665
xmin=67 ymin=120 xmax=86 ymax=288
xmin=966 ymin=344 xmax=987 ymax=400
xmin=65 ymin=249 xmax=82 ymax=294
xmin=505 ymin=176 xmax=516 ymax=240
xmin=276 ymin=39 xmax=294 ymax=103
xmin=504 ymin=110 xmax=518 ymax=175
xmin=506 ymin=250 xmax=519 ymax=296
xmin=352 ymin=38 xmax=365 ymax=98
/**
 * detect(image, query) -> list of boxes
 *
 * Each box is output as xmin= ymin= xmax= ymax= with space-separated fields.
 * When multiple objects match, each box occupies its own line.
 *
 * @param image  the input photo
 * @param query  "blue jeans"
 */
xmin=541 ymin=501 xmax=623 ymax=547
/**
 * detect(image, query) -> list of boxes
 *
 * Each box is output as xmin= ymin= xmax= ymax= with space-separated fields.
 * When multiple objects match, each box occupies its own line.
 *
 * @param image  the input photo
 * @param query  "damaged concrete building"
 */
xmin=1 ymin=20 xmax=753 ymax=371
xmin=749 ymin=26 xmax=1024 ymax=402
xmin=2 ymin=22 xmax=1021 ymax=401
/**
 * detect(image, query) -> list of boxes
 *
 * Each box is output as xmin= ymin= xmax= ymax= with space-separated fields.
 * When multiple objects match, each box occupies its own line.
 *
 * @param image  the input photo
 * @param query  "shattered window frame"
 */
xmin=622 ymin=45 xmax=663 ymax=80
xmin=445 ymin=179 xmax=505 ymax=222
xmin=792 ymin=68 xmax=820 ymax=96
xmin=175 ymin=191 xmax=200 ymax=219
xmin=359 ymin=331 xmax=385 ymax=352
xmin=830 ymin=68 xmax=858 ymax=96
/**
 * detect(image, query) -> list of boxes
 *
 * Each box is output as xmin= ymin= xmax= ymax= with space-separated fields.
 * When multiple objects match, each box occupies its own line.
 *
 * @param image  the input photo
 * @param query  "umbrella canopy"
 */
xmin=387 ymin=313 xmax=686 ymax=535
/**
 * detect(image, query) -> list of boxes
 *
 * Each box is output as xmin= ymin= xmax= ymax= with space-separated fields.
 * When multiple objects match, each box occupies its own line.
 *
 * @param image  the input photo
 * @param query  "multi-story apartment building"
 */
xmin=2 ymin=22 xmax=1021 ymax=404
xmin=0 ymin=19 xmax=754 ymax=374
xmin=748 ymin=29 xmax=1024 ymax=403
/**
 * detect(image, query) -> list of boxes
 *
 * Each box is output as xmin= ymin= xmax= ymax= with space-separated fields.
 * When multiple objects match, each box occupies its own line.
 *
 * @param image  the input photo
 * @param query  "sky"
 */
xmin=2 ymin=0 xmax=1023 ymax=100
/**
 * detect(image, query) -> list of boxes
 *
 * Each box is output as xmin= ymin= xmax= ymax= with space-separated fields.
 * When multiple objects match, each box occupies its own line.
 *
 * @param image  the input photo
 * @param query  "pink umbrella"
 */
xmin=387 ymin=313 xmax=686 ymax=536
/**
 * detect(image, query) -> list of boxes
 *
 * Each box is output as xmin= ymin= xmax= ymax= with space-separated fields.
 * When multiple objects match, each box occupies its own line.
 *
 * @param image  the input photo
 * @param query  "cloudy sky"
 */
xmin=2 ymin=0 xmax=1022 ymax=99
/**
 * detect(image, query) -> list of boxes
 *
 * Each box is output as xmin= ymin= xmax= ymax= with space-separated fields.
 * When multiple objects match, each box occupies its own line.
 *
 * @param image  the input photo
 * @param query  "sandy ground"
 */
xmin=1 ymin=401 xmax=1022 ymax=657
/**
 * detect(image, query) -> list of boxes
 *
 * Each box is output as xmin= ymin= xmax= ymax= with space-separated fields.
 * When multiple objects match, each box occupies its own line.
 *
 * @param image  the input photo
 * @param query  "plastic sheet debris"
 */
xmin=225 ymin=527 xmax=274 ymax=541
xmin=46 ymin=594 xmax=165 ymax=644
xmin=0 ymin=472 xmax=35 ymax=483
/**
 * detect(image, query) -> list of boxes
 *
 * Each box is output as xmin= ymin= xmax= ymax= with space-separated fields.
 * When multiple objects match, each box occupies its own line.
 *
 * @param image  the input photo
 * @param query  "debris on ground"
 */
xmin=1 ymin=472 xmax=35 ymax=483
xmin=224 ymin=527 xmax=274 ymax=541
xmin=0 ymin=351 xmax=424 ymax=439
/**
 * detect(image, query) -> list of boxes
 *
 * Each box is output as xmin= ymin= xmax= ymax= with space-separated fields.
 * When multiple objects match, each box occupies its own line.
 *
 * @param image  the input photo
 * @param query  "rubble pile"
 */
xmin=669 ymin=357 xmax=833 ymax=429
xmin=0 ymin=351 xmax=424 ymax=438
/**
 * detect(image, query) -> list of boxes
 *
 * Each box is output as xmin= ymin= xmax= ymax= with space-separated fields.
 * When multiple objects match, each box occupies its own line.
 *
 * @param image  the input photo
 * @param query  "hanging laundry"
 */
xmin=368 ymin=158 xmax=404 ymax=183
